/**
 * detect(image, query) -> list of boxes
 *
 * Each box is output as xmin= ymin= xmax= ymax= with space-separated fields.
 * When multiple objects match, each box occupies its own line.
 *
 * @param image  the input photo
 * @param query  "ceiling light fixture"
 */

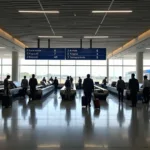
xmin=19 ymin=10 xmax=59 ymax=14
xmin=146 ymin=48 xmax=150 ymax=49
xmin=84 ymin=36 xmax=109 ymax=39
xmin=38 ymin=36 xmax=63 ymax=39
xmin=0 ymin=47 xmax=6 ymax=49
xmin=92 ymin=10 xmax=133 ymax=13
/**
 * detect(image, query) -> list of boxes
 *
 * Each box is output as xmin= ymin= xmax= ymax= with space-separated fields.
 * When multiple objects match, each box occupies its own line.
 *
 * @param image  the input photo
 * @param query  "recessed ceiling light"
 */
xmin=0 ymin=47 xmax=5 ymax=49
xmin=92 ymin=10 xmax=133 ymax=13
xmin=84 ymin=36 xmax=109 ymax=39
xmin=146 ymin=48 xmax=150 ymax=49
xmin=38 ymin=36 xmax=63 ymax=38
xmin=18 ymin=10 xmax=59 ymax=14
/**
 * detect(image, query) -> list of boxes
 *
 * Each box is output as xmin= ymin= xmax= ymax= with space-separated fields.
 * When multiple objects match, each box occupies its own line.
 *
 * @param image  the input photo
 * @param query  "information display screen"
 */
xmin=25 ymin=48 xmax=66 ymax=60
xmin=25 ymin=48 xmax=106 ymax=60
xmin=66 ymin=48 xmax=106 ymax=60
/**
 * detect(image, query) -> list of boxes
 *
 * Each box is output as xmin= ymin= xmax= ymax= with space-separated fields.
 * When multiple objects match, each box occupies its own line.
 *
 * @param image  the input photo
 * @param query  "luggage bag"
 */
xmin=82 ymin=96 xmax=87 ymax=107
xmin=93 ymin=98 xmax=100 ymax=109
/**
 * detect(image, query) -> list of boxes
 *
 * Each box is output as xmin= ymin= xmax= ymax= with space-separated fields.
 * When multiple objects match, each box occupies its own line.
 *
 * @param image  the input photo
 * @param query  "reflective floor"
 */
xmin=0 ymin=90 xmax=150 ymax=150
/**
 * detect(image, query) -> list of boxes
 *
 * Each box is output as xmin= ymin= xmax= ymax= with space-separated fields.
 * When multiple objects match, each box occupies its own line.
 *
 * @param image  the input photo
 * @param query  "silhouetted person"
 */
xmin=117 ymin=76 xmax=125 ymax=102
xmin=53 ymin=77 xmax=59 ymax=93
xmin=83 ymin=74 xmax=94 ymax=107
xmin=70 ymin=76 xmax=73 ymax=84
xmin=49 ymin=77 xmax=53 ymax=84
xmin=4 ymin=75 xmax=10 ymax=96
xmin=29 ymin=74 xmax=38 ymax=101
xmin=21 ymin=76 xmax=28 ymax=97
xmin=78 ymin=77 xmax=82 ymax=89
xmin=65 ymin=76 xmax=71 ymax=100
xmin=102 ymin=77 xmax=107 ymax=88
xmin=42 ymin=77 xmax=46 ymax=83
xmin=143 ymin=75 xmax=150 ymax=104
xmin=129 ymin=74 xmax=139 ymax=107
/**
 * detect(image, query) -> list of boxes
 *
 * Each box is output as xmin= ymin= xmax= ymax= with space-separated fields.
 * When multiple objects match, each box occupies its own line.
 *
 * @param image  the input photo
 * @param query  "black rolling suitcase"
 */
xmin=82 ymin=96 xmax=87 ymax=107
xmin=2 ymin=95 xmax=12 ymax=108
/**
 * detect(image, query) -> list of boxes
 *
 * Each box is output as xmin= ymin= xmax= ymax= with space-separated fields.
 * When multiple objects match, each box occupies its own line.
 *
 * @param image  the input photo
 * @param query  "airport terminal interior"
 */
xmin=0 ymin=0 xmax=150 ymax=150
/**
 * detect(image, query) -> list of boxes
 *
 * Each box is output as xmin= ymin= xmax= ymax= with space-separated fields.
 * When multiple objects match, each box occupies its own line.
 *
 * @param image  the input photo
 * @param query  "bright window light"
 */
xmin=18 ymin=10 xmax=59 ymax=14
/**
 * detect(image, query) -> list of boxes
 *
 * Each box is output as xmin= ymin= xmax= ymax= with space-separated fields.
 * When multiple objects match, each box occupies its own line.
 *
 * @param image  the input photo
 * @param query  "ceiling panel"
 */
xmin=0 ymin=0 xmax=150 ymax=55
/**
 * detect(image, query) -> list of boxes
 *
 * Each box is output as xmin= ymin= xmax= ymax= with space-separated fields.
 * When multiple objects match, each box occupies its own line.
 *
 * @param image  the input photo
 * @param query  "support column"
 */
xmin=107 ymin=59 xmax=109 ymax=82
xmin=12 ymin=51 xmax=19 ymax=81
xmin=136 ymin=52 xmax=143 ymax=83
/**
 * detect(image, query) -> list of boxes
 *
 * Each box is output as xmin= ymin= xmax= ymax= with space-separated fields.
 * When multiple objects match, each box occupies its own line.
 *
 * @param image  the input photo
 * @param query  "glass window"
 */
xmin=123 ymin=59 xmax=136 ymax=65
xmin=19 ymin=66 xmax=35 ymax=81
xmin=144 ymin=60 xmax=150 ymax=66
xmin=109 ymin=59 xmax=122 ymax=65
xmin=61 ymin=66 xmax=75 ymax=84
xmin=76 ymin=66 xmax=90 ymax=82
xmin=76 ymin=60 xmax=90 ymax=66
xmin=123 ymin=67 xmax=136 ymax=82
xmin=91 ymin=60 xmax=107 ymax=65
xmin=92 ymin=66 xmax=106 ymax=83
xmin=36 ymin=66 xmax=48 ymax=83
xmin=49 ymin=60 xmax=60 ymax=65
xmin=0 ymin=58 xmax=1 ymax=64
xmin=143 ymin=67 xmax=150 ymax=80
xmin=49 ymin=66 xmax=60 ymax=82
xmin=109 ymin=66 xmax=122 ymax=83
xmin=0 ymin=66 xmax=1 ymax=81
xmin=2 ymin=66 xmax=12 ymax=81
xmin=20 ymin=59 xmax=35 ymax=65
xmin=61 ymin=60 xmax=75 ymax=65
xmin=36 ymin=60 xmax=48 ymax=65
xmin=2 ymin=58 xmax=12 ymax=65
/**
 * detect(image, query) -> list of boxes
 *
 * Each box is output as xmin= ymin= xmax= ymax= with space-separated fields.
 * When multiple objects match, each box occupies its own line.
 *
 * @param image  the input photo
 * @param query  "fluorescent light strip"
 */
xmin=19 ymin=10 xmax=59 ymax=14
xmin=0 ymin=47 xmax=6 ymax=49
xmin=38 ymin=36 xmax=63 ymax=38
xmin=146 ymin=48 xmax=150 ymax=49
xmin=92 ymin=10 xmax=133 ymax=13
xmin=84 ymin=36 xmax=109 ymax=39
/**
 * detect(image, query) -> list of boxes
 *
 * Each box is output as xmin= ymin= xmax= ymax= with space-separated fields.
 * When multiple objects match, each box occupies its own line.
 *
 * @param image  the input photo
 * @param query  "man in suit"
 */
xmin=29 ymin=74 xmax=38 ymax=100
xmin=129 ymin=74 xmax=139 ymax=107
xmin=83 ymin=74 xmax=94 ymax=107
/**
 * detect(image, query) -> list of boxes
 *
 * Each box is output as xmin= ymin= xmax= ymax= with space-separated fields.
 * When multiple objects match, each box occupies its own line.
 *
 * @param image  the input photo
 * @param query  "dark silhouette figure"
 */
xmin=129 ymin=74 xmax=139 ymax=107
xmin=53 ymin=77 xmax=59 ymax=93
xmin=143 ymin=75 xmax=150 ymax=104
xmin=78 ymin=77 xmax=82 ymax=89
xmin=117 ymin=76 xmax=125 ymax=102
xmin=29 ymin=74 xmax=38 ymax=101
xmin=83 ymin=74 xmax=94 ymax=107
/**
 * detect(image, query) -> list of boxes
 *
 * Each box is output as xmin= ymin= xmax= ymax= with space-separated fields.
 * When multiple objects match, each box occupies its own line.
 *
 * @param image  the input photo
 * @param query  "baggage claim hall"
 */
xmin=0 ymin=0 xmax=150 ymax=150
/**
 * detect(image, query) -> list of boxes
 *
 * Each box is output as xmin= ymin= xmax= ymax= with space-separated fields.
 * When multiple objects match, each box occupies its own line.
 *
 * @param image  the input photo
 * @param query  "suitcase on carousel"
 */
xmin=93 ymin=98 xmax=100 ymax=109
xmin=82 ymin=96 xmax=87 ymax=107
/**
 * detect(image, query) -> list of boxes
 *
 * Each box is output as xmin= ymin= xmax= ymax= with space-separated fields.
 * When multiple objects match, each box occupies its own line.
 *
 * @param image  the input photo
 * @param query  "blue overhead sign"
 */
xmin=25 ymin=48 xmax=66 ymax=60
xmin=25 ymin=48 xmax=106 ymax=60
xmin=66 ymin=48 xmax=106 ymax=60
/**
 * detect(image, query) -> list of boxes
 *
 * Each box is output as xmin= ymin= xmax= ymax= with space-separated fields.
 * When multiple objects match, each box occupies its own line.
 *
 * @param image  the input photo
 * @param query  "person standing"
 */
xmin=42 ymin=77 xmax=46 ymax=83
xmin=129 ymin=74 xmax=139 ymax=107
xmin=143 ymin=75 xmax=150 ymax=104
xmin=4 ymin=75 xmax=10 ymax=96
xmin=65 ymin=76 xmax=71 ymax=100
xmin=117 ymin=76 xmax=125 ymax=102
xmin=83 ymin=74 xmax=94 ymax=107
xmin=78 ymin=77 xmax=82 ymax=89
xmin=29 ymin=74 xmax=38 ymax=101
xmin=53 ymin=77 xmax=59 ymax=93
xmin=21 ymin=76 xmax=28 ymax=97
xmin=102 ymin=77 xmax=107 ymax=88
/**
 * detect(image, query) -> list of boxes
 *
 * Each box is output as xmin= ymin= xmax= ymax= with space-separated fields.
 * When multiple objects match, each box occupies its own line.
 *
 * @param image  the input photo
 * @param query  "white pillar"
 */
xmin=136 ymin=52 xmax=143 ymax=83
xmin=12 ymin=51 xmax=19 ymax=81
xmin=107 ymin=59 xmax=109 ymax=82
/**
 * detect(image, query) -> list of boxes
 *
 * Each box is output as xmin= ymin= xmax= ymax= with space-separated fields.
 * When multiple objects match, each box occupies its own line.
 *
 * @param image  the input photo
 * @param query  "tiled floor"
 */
xmin=0 ymin=90 xmax=150 ymax=150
